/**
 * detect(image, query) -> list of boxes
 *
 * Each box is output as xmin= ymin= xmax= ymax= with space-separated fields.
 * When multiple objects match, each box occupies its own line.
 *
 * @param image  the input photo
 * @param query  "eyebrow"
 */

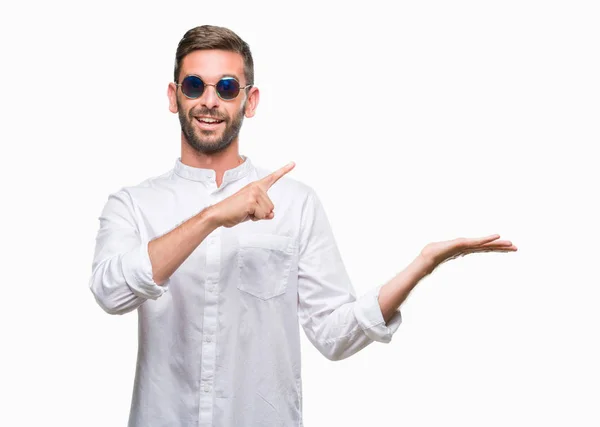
xmin=185 ymin=73 xmax=241 ymax=81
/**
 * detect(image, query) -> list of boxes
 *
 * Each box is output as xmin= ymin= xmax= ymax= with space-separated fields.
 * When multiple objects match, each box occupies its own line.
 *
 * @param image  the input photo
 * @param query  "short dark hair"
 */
xmin=174 ymin=25 xmax=254 ymax=86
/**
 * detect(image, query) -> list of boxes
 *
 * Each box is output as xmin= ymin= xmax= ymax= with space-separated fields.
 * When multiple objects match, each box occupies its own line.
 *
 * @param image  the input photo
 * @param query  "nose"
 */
xmin=200 ymin=84 xmax=220 ymax=110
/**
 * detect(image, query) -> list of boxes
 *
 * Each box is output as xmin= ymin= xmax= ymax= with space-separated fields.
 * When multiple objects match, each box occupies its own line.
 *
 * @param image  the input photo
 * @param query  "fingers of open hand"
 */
xmin=456 ymin=235 xmax=517 ymax=251
xmin=455 ymin=234 xmax=498 ymax=247
xmin=472 ymin=240 xmax=517 ymax=253
xmin=454 ymin=238 xmax=517 ymax=256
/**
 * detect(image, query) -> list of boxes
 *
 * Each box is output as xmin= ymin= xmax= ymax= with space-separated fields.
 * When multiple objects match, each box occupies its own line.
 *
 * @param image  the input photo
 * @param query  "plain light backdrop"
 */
xmin=1 ymin=0 xmax=598 ymax=426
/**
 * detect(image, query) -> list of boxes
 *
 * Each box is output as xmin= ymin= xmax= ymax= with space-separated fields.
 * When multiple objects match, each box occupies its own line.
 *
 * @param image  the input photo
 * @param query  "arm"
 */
xmin=148 ymin=205 xmax=219 ymax=285
xmin=89 ymin=162 xmax=296 ymax=315
xmin=297 ymin=189 xmax=426 ymax=361
xmin=377 ymin=255 xmax=432 ymax=324
xmin=297 ymin=189 xmax=518 ymax=360
xmin=89 ymin=162 xmax=299 ymax=315
xmin=88 ymin=189 xmax=219 ymax=315
xmin=378 ymin=233 xmax=517 ymax=322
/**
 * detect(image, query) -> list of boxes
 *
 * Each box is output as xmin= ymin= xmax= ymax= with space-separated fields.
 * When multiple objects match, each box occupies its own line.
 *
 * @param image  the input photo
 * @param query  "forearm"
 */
xmin=149 ymin=206 xmax=221 ymax=285
xmin=378 ymin=254 xmax=433 ymax=324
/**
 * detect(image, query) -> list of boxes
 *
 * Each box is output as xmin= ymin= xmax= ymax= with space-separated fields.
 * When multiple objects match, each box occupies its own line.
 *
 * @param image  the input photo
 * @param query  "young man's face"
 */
xmin=168 ymin=49 xmax=258 ymax=155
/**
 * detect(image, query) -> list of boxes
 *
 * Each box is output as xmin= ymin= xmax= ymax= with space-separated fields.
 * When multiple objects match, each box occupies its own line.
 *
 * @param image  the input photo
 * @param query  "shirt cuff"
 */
xmin=121 ymin=239 xmax=169 ymax=300
xmin=353 ymin=284 xmax=402 ymax=343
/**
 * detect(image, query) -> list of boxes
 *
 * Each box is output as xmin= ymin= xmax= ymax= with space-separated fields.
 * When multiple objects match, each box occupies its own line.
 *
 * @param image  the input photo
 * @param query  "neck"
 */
xmin=180 ymin=136 xmax=244 ymax=187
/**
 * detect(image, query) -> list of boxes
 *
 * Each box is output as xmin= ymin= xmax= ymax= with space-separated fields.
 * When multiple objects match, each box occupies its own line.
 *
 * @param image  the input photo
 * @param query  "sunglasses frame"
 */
xmin=175 ymin=74 xmax=253 ymax=101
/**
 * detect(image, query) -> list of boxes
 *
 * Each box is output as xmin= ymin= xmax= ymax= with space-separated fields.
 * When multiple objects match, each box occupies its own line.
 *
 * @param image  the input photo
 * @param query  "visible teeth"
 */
xmin=198 ymin=118 xmax=221 ymax=123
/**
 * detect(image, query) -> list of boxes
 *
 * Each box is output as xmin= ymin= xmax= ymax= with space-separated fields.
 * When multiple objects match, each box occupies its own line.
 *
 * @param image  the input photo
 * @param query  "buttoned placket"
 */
xmin=198 ymin=176 xmax=222 ymax=426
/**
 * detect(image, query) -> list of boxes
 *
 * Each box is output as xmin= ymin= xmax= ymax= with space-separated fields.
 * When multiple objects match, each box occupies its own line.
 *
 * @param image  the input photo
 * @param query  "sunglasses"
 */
xmin=175 ymin=75 xmax=253 ymax=100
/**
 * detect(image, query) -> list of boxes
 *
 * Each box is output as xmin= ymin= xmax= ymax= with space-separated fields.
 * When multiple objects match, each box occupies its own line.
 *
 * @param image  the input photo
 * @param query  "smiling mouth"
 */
xmin=195 ymin=117 xmax=225 ymax=130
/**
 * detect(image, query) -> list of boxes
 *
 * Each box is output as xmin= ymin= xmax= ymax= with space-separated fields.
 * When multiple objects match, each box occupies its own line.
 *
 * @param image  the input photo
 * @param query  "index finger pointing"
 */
xmin=262 ymin=161 xmax=295 ymax=189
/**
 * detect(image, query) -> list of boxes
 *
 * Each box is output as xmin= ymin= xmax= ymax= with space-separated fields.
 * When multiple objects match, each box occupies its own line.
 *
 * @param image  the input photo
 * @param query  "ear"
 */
xmin=167 ymin=82 xmax=178 ymax=114
xmin=243 ymin=86 xmax=260 ymax=118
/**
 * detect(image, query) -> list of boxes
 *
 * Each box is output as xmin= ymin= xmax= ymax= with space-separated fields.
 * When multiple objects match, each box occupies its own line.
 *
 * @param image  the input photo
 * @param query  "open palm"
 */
xmin=420 ymin=234 xmax=518 ymax=273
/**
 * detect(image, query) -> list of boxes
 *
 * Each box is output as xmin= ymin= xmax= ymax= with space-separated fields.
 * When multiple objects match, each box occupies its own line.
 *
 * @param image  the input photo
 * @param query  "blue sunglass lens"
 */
xmin=181 ymin=76 xmax=204 ymax=98
xmin=216 ymin=78 xmax=240 ymax=100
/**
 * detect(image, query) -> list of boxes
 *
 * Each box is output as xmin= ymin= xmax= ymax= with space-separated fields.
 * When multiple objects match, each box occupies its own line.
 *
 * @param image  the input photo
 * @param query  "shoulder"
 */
xmin=108 ymin=167 xmax=176 ymax=205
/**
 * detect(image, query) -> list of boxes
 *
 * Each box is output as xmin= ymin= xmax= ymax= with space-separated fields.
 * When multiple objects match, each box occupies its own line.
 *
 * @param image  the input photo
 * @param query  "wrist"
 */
xmin=200 ymin=205 xmax=222 ymax=230
xmin=416 ymin=252 xmax=436 ymax=277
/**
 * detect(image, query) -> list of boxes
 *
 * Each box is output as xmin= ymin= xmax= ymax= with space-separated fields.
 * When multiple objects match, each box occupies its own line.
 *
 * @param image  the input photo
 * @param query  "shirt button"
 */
xmin=205 ymin=335 xmax=212 ymax=343
xmin=204 ymin=385 xmax=210 ymax=392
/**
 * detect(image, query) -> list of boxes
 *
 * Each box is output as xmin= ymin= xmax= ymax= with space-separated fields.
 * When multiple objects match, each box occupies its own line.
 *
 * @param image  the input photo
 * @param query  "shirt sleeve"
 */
xmin=88 ymin=189 xmax=169 ymax=315
xmin=296 ymin=188 xmax=403 ymax=361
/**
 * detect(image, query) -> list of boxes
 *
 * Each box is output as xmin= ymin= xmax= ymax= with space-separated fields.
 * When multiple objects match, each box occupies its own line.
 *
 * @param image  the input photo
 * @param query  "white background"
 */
xmin=1 ymin=0 xmax=598 ymax=425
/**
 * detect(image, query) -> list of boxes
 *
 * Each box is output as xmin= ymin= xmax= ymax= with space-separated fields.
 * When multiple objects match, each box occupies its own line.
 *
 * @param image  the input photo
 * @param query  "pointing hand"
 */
xmin=210 ymin=162 xmax=296 ymax=228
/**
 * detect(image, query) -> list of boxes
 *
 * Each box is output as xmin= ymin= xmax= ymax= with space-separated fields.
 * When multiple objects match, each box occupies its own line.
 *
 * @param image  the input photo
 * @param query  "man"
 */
xmin=89 ymin=25 xmax=517 ymax=427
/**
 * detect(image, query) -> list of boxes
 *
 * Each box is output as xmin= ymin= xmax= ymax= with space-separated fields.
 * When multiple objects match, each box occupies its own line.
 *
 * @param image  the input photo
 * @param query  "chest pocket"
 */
xmin=236 ymin=233 xmax=295 ymax=300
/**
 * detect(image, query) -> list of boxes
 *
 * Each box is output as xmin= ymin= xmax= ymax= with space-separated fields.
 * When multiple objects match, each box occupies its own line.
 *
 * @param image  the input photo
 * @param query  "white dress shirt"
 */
xmin=89 ymin=155 xmax=403 ymax=427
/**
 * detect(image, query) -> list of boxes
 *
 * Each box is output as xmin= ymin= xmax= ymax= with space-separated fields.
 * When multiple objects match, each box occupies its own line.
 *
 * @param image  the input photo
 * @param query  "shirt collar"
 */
xmin=174 ymin=155 xmax=253 ymax=184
